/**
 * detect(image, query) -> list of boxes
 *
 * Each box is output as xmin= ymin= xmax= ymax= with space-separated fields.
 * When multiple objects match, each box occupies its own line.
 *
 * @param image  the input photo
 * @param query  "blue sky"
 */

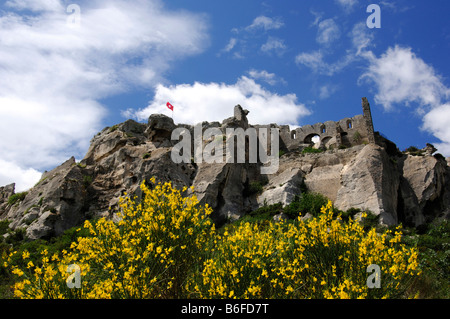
xmin=1 ymin=0 xmax=450 ymax=191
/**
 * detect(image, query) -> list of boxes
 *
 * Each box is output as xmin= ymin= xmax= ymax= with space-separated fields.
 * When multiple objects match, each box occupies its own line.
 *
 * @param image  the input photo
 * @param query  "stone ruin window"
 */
xmin=347 ymin=120 xmax=352 ymax=129
xmin=291 ymin=131 xmax=296 ymax=139
xmin=320 ymin=125 xmax=326 ymax=134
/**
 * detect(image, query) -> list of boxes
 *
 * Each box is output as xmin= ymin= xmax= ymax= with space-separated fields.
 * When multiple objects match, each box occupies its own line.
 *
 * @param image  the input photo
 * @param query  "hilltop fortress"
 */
xmin=1 ymin=97 xmax=449 ymax=239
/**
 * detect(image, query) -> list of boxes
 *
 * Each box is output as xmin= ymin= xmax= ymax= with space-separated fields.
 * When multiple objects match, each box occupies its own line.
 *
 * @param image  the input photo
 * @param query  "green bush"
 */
xmin=7 ymin=192 xmax=28 ymax=206
xmin=108 ymin=125 xmax=119 ymax=133
xmin=247 ymin=181 xmax=263 ymax=195
xmin=302 ymin=147 xmax=323 ymax=154
xmin=0 ymin=220 xmax=10 ymax=237
xmin=83 ymin=175 xmax=93 ymax=188
xmin=243 ymin=203 xmax=284 ymax=222
xmin=284 ymin=192 xmax=329 ymax=218
xmin=405 ymin=146 xmax=424 ymax=156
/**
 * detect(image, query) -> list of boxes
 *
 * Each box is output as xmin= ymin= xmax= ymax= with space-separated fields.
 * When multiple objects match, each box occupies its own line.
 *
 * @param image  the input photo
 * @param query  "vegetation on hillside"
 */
xmin=0 ymin=180 xmax=448 ymax=299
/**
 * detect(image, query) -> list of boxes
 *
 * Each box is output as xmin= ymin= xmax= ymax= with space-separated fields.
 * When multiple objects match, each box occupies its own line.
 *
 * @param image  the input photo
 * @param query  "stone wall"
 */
xmin=274 ymin=97 xmax=376 ymax=151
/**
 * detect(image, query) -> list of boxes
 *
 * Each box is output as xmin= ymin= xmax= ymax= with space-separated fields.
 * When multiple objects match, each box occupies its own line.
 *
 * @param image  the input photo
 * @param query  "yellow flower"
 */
xmin=22 ymin=251 xmax=30 ymax=260
xmin=12 ymin=267 xmax=24 ymax=277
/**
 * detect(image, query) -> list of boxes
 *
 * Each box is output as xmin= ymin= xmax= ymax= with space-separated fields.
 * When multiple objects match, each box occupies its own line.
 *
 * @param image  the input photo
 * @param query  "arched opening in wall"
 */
xmin=291 ymin=130 xmax=297 ymax=139
xmin=304 ymin=134 xmax=321 ymax=149
xmin=347 ymin=120 xmax=353 ymax=129
xmin=320 ymin=125 xmax=326 ymax=134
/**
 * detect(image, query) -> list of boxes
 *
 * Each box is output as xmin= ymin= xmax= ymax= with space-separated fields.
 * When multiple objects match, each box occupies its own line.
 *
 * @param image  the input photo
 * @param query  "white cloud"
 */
xmin=0 ymin=159 xmax=42 ymax=192
xmin=295 ymin=50 xmax=353 ymax=76
xmin=360 ymin=46 xmax=449 ymax=110
xmin=296 ymin=22 xmax=371 ymax=76
xmin=319 ymin=84 xmax=339 ymax=99
xmin=295 ymin=51 xmax=327 ymax=73
xmin=335 ymin=0 xmax=358 ymax=11
xmin=245 ymin=15 xmax=284 ymax=31
xmin=0 ymin=0 xmax=209 ymax=188
xmin=131 ymin=76 xmax=310 ymax=127
xmin=260 ymin=36 xmax=287 ymax=56
xmin=422 ymin=104 xmax=450 ymax=156
xmin=247 ymin=69 xmax=286 ymax=86
xmin=361 ymin=45 xmax=450 ymax=156
xmin=316 ymin=19 xmax=341 ymax=45
xmin=6 ymin=0 xmax=63 ymax=12
xmin=224 ymin=38 xmax=237 ymax=52
xmin=351 ymin=22 xmax=375 ymax=56
xmin=217 ymin=38 xmax=238 ymax=57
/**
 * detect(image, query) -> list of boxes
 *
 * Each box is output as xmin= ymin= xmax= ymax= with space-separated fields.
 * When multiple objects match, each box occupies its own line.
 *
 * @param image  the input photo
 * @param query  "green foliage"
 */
xmin=0 ymin=220 xmax=10 ymax=237
xmin=284 ymin=192 xmax=329 ymax=219
xmin=240 ymin=203 xmax=284 ymax=223
xmin=406 ymin=146 xmax=419 ymax=153
xmin=278 ymin=150 xmax=286 ymax=157
xmin=302 ymin=147 xmax=323 ymax=154
xmin=405 ymin=146 xmax=424 ymax=156
xmin=7 ymin=192 xmax=28 ymax=206
xmin=108 ymin=125 xmax=119 ymax=133
xmin=82 ymin=175 xmax=93 ymax=188
xmin=142 ymin=153 xmax=151 ymax=159
xmin=247 ymin=181 xmax=264 ymax=195
xmin=0 ymin=222 xmax=93 ymax=299
xmin=402 ymin=220 xmax=450 ymax=298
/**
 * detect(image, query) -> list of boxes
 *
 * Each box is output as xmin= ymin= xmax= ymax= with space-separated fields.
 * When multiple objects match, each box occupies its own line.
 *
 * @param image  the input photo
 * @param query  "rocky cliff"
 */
xmin=1 ymin=104 xmax=449 ymax=239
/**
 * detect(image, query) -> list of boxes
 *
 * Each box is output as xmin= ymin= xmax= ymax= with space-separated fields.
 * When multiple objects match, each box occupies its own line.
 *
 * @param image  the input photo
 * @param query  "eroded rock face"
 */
xmin=1 ymin=157 xmax=89 ymax=239
xmin=401 ymin=155 xmax=447 ymax=223
xmin=1 ymin=105 xmax=449 ymax=239
xmin=334 ymin=144 xmax=399 ymax=226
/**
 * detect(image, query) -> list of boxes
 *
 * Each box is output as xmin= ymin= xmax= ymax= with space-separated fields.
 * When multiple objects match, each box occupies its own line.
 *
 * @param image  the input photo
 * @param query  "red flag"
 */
xmin=166 ymin=102 xmax=174 ymax=111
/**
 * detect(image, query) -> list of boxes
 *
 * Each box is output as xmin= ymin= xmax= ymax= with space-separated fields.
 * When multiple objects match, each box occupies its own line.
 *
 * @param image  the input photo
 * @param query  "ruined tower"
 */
xmin=362 ymin=97 xmax=375 ymax=144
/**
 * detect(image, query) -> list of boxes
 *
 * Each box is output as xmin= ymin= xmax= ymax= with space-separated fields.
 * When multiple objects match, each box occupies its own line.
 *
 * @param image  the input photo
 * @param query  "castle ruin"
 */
xmin=251 ymin=97 xmax=376 ymax=152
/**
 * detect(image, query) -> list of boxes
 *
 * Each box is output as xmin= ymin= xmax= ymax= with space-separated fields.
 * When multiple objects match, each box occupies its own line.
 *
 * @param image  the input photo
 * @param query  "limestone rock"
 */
xmin=273 ymin=212 xmax=289 ymax=222
xmin=402 ymin=155 xmax=447 ymax=223
xmin=257 ymin=168 xmax=303 ymax=207
xmin=300 ymin=212 xmax=313 ymax=221
xmin=334 ymin=144 xmax=399 ymax=226
xmin=304 ymin=164 xmax=343 ymax=203
xmin=192 ymin=162 xmax=254 ymax=223
xmin=2 ymin=157 xmax=89 ymax=239
xmin=0 ymin=183 xmax=15 ymax=214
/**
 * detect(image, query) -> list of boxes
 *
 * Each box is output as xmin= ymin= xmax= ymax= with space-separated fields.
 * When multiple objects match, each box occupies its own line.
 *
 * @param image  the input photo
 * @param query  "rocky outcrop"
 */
xmin=0 ymin=157 xmax=89 ymax=239
xmin=334 ymin=144 xmax=400 ymax=226
xmin=1 ymin=104 xmax=449 ymax=238
xmin=400 ymin=155 xmax=448 ymax=224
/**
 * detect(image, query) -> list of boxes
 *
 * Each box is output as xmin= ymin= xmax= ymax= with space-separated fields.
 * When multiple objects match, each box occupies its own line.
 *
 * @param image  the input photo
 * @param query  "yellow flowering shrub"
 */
xmin=6 ymin=179 xmax=215 ymax=298
xmin=6 ymin=180 xmax=421 ymax=299
xmin=189 ymin=201 xmax=421 ymax=299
